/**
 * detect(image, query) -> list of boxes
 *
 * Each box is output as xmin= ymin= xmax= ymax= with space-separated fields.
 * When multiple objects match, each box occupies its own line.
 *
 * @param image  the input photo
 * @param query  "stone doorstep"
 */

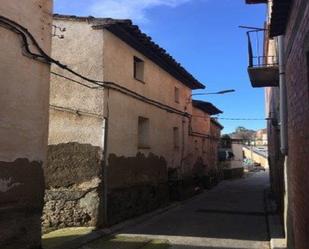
xmin=41 ymin=188 xmax=211 ymax=249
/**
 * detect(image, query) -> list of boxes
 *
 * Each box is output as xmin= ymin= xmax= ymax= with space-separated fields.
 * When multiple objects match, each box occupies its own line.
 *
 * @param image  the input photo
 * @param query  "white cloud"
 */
xmin=88 ymin=0 xmax=193 ymax=22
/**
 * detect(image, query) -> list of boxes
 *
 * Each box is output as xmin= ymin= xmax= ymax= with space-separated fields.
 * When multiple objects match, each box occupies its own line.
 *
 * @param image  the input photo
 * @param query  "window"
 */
xmin=173 ymin=127 xmax=179 ymax=149
xmin=138 ymin=117 xmax=149 ymax=148
xmin=134 ymin=56 xmax=144 ymax=82
xmin=174 ymin=87 xmax=180 ymax=103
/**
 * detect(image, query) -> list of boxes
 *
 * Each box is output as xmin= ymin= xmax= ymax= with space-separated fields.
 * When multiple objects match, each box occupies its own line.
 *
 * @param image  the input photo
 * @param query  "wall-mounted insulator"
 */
xmin=52 ymin=25 xmax=66 ymax=39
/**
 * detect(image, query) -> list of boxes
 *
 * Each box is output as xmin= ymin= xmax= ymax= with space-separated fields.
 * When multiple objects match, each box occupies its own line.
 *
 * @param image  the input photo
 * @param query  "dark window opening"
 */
xmin=174 ymin=87 xmax=180 ymax=103
xmin=138 ymin=116 xmax=150 ymax=149
xmin=173 ymin=127 xmax=179 ymax=149
xmin=134 ymin=56 xmax=144 ymax=82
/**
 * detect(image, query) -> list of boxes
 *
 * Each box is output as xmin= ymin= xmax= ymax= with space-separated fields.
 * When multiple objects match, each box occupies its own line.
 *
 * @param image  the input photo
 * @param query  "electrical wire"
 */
xmin=191 ymin=115 xmax=266 ymax=121
xmin=217 ymin=118 xmax=266 ymax=121
xmin=0 ymin=15 xmax=189 ymax=118
xmin=2 ymin=15 xmax=265 ymax=123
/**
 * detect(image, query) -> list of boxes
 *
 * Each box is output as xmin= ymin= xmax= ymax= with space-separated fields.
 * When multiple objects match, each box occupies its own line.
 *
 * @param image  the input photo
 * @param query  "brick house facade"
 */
xmin=245 ymin=0 xmax=309 ymax=248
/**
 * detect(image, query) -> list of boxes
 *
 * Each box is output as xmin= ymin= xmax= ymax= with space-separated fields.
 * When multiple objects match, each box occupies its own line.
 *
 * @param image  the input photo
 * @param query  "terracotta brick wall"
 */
xmin=284 ymin=1 xmax=309 ymax=248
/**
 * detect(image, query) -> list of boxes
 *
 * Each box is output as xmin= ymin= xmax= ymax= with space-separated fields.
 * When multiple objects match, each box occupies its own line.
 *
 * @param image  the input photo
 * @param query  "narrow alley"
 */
xmin=53 ymin=171 xmax=270 ymax=249
xmin=119 ymin=171 xmax=270 ymax=249
xmin=1 ymin=1 xmax=309 ymax=249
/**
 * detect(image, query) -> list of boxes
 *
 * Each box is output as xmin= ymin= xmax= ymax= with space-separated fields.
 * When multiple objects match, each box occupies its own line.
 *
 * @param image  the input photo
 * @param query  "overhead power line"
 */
xmin=0 ymin=15 xmax=189 ymax=118
xmin=217 ymin=118 xmax=266 ymax=121
xmin=192 ymin=115 xmax=266 ymax=121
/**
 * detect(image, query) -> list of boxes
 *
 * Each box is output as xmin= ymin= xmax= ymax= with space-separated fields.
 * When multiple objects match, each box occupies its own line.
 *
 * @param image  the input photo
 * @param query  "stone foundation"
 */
xmin=107 ymin=183 xmax=169 ymax=225
xmin=107 ymin=153 xmax=169 ymax=225
xmin=43 ymin=143 xmax=103 ymax=232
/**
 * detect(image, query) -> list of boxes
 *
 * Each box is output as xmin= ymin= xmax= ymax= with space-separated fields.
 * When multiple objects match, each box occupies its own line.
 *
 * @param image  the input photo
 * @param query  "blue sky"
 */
xmin=54 ymin=0 xmax=267 ymax=134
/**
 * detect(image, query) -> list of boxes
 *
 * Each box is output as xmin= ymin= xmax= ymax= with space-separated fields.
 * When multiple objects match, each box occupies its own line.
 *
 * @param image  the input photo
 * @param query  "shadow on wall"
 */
xmin=107 ymin=153 xmax=169 ymax=225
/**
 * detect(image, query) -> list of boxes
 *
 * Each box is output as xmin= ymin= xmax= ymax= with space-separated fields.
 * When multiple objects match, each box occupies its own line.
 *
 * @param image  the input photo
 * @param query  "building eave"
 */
xmin=53 ymin=14 xmax=205 ymax=90
xmin=245 ymin=0 xmax=267 ymax=4
xmin=192 ymin=100 xmax=223 ymax=116
xmin=269 ymin=0 xmax=292 ymax=37
xmin=211 ymin=118 xmax=224 ymax=130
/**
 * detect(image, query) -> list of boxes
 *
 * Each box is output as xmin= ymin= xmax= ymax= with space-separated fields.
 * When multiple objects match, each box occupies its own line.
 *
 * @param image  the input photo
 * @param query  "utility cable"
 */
xmin=0 ymin=15 xmax=189 ymax=117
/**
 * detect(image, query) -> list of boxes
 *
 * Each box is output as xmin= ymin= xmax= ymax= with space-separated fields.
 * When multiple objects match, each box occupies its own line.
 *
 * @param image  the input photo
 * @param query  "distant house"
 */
xmin=191 ymin=100 xmax=223 ymax=173
xmin=254 ymin=128 xmax=268 ymax=146
xmin=43 ymin=15 xmax=222 ymax=230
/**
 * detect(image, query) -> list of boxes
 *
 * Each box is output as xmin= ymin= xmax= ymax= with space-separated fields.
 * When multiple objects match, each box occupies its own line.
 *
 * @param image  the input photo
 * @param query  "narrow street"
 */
xmin=3 ymin=1 xmax=308 ymax=248
xmin=81 ymin=172 xmax=271 ymax=249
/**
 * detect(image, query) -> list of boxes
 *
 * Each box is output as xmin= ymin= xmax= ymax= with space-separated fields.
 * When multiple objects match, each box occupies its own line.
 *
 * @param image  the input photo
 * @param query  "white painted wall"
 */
xmin=49 ymin=18 xmax=105 ymax=147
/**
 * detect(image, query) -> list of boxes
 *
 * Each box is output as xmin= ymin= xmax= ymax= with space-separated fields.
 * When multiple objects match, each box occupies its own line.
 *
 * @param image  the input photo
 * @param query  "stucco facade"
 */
xmin=0 ymin=1 xmax=53 ymax=248
xmin=44 ymin=17 xmax=105 ymax=231
xmin=46 ymin=15 xmax=209 ymax=228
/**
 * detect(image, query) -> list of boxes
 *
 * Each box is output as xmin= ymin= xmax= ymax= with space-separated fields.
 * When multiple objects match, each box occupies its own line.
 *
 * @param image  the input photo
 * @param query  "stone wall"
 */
xmin=42 ymin=143 xmax=103 ymax=232
xmin=107 ymin=153 xmax=169 ymax=225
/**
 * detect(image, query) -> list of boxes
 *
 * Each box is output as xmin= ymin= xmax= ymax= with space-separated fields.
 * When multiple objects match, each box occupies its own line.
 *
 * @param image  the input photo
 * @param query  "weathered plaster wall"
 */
xmin=102 ymin=30 xmax=194 ymax=214
xmin=0 ymin=1 xmax=52 ymax=162
xmin=49 ymin=18 xmax=105 ymax=146
xmin=103 ymin=30 xmax=192 ymax=163
xmin=209 ymin=121 xmax=221 ymax=170
xmin=45 ymin=18 xmax=105 ymax=231
xmin=190 ymin=107 xmax=211 ymax=172
xmin=0 ymin=1 xmax=52 ymax=248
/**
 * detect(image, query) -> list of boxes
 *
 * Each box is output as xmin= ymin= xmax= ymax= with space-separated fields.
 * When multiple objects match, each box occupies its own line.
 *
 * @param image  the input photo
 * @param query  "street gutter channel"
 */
xmin=263 ymin=188 xmax=286 ymax=249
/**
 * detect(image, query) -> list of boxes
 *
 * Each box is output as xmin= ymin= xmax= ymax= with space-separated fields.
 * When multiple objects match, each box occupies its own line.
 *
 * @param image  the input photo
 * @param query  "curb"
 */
xmin=52 ymin=191 xmax=207 ymax=249
xmin=264 ymin=189 xmax=286 ymax=249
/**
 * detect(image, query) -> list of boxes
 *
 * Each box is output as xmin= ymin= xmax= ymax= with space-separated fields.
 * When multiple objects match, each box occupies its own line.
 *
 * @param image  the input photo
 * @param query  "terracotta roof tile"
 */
xmin=53 ymin=14 xmax=205 ymax=90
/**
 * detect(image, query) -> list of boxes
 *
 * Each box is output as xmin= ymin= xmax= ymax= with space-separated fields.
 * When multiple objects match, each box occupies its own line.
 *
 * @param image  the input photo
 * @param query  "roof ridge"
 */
xmin=53 ymin=14 xmax=205 ymax=90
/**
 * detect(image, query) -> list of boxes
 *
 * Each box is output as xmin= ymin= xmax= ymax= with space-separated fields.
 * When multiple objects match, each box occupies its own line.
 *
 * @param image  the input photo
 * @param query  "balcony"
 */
xmin=246 ymin=30 xmax=279 ymax=88
xmin=245 ymin=0 xmax=267 ymax=4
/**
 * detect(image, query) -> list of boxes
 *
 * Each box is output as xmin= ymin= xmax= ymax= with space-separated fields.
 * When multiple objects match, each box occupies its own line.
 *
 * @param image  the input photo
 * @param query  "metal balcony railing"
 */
xmin=250 ymin=55 xmax=278 ymax=68
xmin=246 ymin=29 xmax=279 ymax=88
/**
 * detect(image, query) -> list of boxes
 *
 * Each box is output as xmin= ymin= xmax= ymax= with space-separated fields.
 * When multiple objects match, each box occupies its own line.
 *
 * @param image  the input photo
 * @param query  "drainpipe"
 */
xmin=102 ymin=117 xmax=109 ymax=226
xmin=278 ymin=35 xmax=288 ymax=155
xmin=278 ymin=35 xmax=291 ymax=248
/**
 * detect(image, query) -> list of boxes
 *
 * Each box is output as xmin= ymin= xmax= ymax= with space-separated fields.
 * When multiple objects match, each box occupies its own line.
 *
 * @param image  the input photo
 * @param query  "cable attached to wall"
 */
xmin=0 ymin=15 xmax=190 ymax=118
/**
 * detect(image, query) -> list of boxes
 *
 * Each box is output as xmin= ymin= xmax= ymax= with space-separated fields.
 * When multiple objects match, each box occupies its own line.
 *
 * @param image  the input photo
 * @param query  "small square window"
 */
xmin=173 ymin=127 xmax=179 ymax=149
xmin=138 ymin=117 xmax=149 ymax=149
xmin=134 ymin=56 xmax=144 ymax=82
xmin=174 ymin=87 xmax=180 ymax=103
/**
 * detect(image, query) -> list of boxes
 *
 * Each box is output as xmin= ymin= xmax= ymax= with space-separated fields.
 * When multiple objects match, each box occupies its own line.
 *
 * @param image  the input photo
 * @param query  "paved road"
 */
xmin=119 ymin=172 xmax=271 ymax=249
